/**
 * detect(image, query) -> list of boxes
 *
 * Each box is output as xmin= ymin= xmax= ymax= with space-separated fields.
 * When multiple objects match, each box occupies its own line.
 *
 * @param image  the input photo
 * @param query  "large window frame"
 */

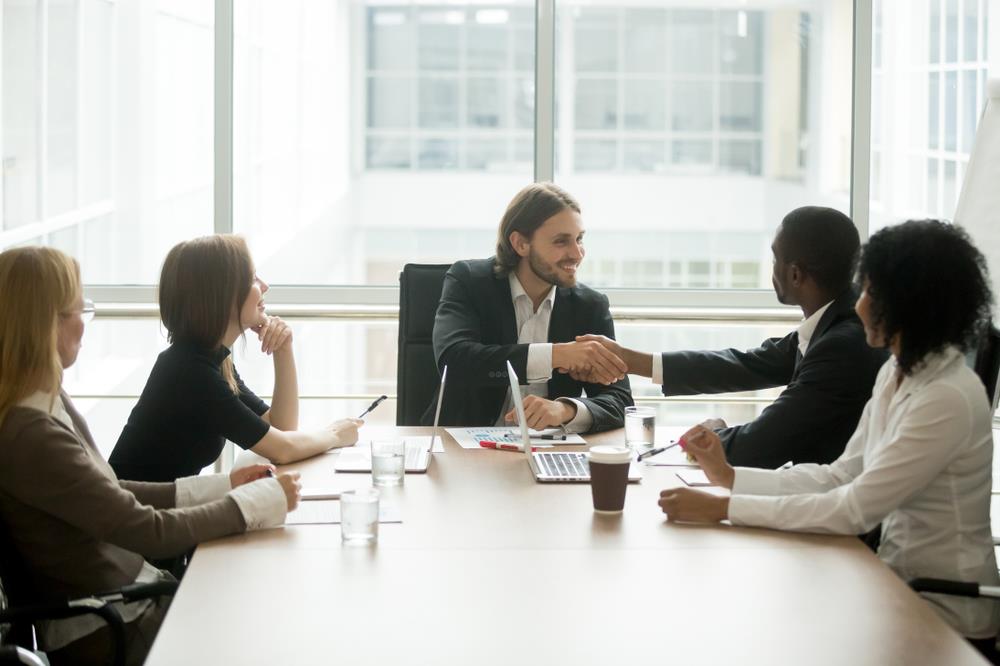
xmin=81 ymin=0 xmax=873 ymax=315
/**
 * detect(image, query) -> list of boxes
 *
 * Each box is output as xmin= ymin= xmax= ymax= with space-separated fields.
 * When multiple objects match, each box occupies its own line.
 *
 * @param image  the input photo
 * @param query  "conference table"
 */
xmin=145 ymin=426 xmax=989 ymax=665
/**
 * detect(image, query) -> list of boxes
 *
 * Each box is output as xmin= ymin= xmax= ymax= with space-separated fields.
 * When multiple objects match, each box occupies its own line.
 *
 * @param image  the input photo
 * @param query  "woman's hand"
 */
xmin=680 ymin=424 xmax=736 ymax=489
xmin=277 ymin=472 xmax=302 ymax=512
xmin=229 ymin=463 xmax=276 ymax=488
xmin=252 ymin=315 xmax=293 ymax=356
xmin=658 ymin=487 xmax=730 ymax=523
xmin=326 ymin=418 xmax=363 ymax=448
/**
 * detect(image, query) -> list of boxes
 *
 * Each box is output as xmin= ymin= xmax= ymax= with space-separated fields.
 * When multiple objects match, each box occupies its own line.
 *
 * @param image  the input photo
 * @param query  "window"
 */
xmin=555 ymin=3 xmax=853 ymax=290
xmin=1 ymin=0 xmax=214 ymax=284
xmin=870 ymin=0 xmax=993 ymax=228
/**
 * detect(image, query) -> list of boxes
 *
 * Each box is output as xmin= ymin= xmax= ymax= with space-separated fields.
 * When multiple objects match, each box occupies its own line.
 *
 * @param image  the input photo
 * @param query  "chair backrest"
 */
xmin=396 ymin=263 xmax=451 ymax=425
xmin=973 ymin=323 xmax=1000 ymax=413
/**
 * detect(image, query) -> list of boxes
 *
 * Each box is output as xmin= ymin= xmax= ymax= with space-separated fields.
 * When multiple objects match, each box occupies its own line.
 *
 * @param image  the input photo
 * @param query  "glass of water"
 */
xmin=624 ymin=406 xmax=656 ymax=452
xmin=340 ymin=488 xmax=380 ymax=546
xmin=371 ymin=440 xmax=405 ymax=486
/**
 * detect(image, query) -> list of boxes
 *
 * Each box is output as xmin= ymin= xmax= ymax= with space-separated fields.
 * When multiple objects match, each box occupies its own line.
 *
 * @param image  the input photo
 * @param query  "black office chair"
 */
xmin=906 ymin=578 xmax=1000 ymax=664
xmin=972 ymin=323 xmax=1000 ymax=412
xmin=396 ymin=263 xmax=451 ymax=425
xmin=0 ymin=516 xmax=178 ymax=666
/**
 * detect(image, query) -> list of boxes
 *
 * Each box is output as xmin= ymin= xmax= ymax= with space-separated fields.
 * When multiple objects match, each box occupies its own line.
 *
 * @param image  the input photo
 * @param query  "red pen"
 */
xmin=479 ymin=441 xmax=538 ymax=452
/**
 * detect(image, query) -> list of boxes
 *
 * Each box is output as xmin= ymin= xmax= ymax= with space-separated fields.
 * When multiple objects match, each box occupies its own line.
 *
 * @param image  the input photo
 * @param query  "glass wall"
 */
xmin=1 ymin=0 xmax=214 ymax=284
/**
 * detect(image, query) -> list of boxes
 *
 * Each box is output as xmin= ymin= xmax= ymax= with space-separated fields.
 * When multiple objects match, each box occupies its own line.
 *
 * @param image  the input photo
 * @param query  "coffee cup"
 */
xmin=589 ymin=445 xmax=632 ymax=513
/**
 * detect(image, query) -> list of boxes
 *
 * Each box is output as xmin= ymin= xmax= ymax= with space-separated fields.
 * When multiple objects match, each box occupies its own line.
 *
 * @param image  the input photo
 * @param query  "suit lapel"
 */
xmin=494 ymin=273 xmax=519 ymax=344
xmin=807 ymin=288 xmax=857 ymax=353
xmin=548 ymin=288 xmax=575 ymax=344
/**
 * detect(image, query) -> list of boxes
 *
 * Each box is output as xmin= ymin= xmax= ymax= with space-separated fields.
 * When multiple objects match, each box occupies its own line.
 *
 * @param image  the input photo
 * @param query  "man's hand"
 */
xmin=552 ymin=340 xmax=627 ymax=385
xmin=679 ymin=424 xmax=735 ymax=489
xmin=504 ymin=396 xmax=575 ymax=430
xmin=658 ymin=487 xmax=729 ymax=523
xmin=229 ymin=463 xmax=276 ymax=488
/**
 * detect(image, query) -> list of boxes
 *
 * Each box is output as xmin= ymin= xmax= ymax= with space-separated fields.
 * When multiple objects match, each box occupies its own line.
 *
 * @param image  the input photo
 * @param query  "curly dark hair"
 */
xmin=857 ymin=220 xmax=993 ymax=375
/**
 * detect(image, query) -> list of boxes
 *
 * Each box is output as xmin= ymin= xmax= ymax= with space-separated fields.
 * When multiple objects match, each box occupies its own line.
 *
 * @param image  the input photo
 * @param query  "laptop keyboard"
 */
xmin=537 ymin=452 xmax=589 ymax=478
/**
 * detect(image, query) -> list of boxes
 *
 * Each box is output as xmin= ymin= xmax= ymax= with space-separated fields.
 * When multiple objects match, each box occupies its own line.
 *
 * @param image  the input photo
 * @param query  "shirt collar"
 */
xmin=892 ymin=346 xmax=965 ymax=397
xmin=17 ymin=390 xmax=74 ymax=431
xmin=508 ymin=272 xmax=556 ymax=313
xmin=797 ymin=300 xmax=834 ymax=357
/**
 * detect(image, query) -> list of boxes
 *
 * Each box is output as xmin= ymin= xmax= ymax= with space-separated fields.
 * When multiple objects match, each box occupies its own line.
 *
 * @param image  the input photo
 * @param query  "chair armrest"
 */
xmin=102 ymin=580 xmax=179 ymax=605
xmin=909 ymin=578 xmax=983 ymax=597
xmin=1 ymin=599 xmax=126 ymax=666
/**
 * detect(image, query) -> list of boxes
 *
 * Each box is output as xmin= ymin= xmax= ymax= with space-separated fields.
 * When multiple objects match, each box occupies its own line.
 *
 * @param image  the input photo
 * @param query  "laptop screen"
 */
xmin=505 ymin=360 xmax=532 ymax=456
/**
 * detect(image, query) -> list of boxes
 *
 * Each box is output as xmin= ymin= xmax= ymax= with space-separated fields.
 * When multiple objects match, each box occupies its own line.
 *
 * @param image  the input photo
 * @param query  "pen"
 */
xmin=539 ymin=433 xmax=567 ymax=441
xmin=357 ymin=394 xmax=388 ymax=419
xmin=479 ymin=441 xmax=538 ymax=452
xmin=637 ymin=442 xmax=678 ymax=461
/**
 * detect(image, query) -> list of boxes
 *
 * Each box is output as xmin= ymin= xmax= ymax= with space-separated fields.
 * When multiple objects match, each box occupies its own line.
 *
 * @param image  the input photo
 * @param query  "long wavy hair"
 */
xmin=0 ymin=247 xmax=81 ymax=426
xmin=493 ymin=183 xmax=580 ymax=276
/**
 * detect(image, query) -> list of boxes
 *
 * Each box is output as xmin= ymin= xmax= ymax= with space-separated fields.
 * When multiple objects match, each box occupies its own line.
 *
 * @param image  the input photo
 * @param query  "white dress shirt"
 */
xmin=495 ymin=273 xmax=592 ymax=431
xmin=650 ymin=300 xmax=834 ymax=384
xmin=728 ymin=348 xmax=1000 ymax=638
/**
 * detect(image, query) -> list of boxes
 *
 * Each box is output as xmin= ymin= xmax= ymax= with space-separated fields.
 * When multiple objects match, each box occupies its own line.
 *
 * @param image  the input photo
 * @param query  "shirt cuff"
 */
xmin=228 ymin=477 xmax=288 ymax=530
xmin=727 ymin=494 xmax=779 ymax=528
xmin=526 ymin=343 xmax=554 ymax=384
xmin=556 ymin=398 xmax=593 ymax=433
xmin=175 ymin=474 xmax=233 ymax=508
xmin=731 ymin=467 xmax=783 ymax=496
xmin=651 ymin=353 xmax=664 ymax=384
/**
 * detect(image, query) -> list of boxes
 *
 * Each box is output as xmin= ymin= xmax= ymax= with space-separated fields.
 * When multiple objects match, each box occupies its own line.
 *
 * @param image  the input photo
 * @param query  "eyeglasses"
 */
xmin=62 ymin=298 xmax=96 ymax=323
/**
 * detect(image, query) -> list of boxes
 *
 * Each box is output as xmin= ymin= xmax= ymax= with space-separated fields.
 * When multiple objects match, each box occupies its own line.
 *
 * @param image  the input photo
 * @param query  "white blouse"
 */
xmin=728 ymin=347 xmax=1000 ymax=638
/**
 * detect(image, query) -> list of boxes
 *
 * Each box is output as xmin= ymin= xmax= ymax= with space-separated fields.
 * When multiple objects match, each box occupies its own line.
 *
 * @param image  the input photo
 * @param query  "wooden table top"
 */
xmin=145 ymin=426 xmax=987 ymax=665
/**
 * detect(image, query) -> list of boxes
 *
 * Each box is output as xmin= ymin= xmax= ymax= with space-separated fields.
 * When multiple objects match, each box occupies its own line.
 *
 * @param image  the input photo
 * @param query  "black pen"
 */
xmin=539 ymin=425 xmax=568 ymax=441
xmin=637 ymin=441 xmax=678 ymax=461
xmin=358 ymin=395 xmax=388 ymax=419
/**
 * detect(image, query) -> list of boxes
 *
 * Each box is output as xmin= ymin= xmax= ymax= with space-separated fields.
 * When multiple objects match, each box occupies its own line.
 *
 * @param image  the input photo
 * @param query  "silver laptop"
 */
xmin=505 ymin=361 xmax=641 ymax=484
xmin=335 ymin=366 xmax=447 ymax=474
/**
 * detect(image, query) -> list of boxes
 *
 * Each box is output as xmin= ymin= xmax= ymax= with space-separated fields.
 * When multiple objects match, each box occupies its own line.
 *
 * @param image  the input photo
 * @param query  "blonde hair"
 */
xmin=0 ymin=247 xmax=81 ymax=426
xmin=494 ymin=182 xmax=581 ymax=276
xmin=159 ymin=235 xmax=255 ymax=393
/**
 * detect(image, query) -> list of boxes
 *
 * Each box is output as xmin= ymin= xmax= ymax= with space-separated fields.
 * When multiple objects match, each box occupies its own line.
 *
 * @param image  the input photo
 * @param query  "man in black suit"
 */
xmin=425 ymin=183 xmax=632 ymax=432
xmin=578 ymin=206 xmax=887 ymax=467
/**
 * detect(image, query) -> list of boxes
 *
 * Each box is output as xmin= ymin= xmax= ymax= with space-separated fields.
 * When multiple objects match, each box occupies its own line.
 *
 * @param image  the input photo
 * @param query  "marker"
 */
xmin=539 ymin=433 xmax=567 ymax=441
xmin=357 ymin=395 xmax=388 ymax=419
xmin=479 ymin=441 xmax=538 ymax=452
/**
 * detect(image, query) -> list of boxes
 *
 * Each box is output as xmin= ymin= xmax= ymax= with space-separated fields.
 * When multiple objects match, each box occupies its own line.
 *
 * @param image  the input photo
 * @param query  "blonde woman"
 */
xmin=0 ymin=247 xmax=300 ymax=666
xmin=109 ymin=235 xmax=360 ymax=482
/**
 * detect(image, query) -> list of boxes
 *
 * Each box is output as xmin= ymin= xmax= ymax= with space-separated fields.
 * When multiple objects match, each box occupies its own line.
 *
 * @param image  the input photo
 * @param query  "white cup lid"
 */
xmin=588 ymin=445 xmax=632 ymax=464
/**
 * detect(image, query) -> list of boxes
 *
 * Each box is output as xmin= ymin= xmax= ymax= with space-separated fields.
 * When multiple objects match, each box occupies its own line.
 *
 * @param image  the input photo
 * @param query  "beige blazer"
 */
xmin=0 ymin=392 xmax=244 ymax=600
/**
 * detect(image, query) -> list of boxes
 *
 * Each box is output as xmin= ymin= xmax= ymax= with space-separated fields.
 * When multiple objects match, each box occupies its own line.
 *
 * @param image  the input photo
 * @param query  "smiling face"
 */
xmin=237 ymin=272 xmax=269 ymax=330
xmin=516 ymin=208 xmax=585 ymax=289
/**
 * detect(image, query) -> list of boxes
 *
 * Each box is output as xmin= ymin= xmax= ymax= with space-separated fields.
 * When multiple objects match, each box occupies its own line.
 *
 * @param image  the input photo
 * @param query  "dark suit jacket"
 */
xmin=424 ymin=258 xmax=633 ymax=432
xmin=661 ymin=289 xmax=888 ymax=468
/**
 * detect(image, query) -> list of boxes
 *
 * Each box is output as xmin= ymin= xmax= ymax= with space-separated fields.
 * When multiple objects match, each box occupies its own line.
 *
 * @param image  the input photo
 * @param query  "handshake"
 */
xmin=553 ymin=334 xmax=629 ymax=385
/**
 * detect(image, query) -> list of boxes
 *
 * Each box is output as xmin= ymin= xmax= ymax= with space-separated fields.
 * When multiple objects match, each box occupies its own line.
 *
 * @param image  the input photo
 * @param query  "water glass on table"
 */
xmin=624 ymin=406 xmax=656 ymax=451
xmin=371 ymin=440 xmax=405 ymax=486
xmin=340 ymin=488 xmax=380 ymax=545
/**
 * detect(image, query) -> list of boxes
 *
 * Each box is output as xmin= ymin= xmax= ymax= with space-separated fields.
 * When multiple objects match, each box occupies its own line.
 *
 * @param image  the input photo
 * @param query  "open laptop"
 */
xmin=505 ymin=361 xmax=641 ymax=484
xmin=335 ymin=366 xmax=447 ymax=474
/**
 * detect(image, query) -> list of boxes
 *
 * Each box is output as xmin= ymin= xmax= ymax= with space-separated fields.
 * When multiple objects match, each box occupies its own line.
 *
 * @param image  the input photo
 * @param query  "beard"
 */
xmin=529 ymin=248 xmax=578 ymax=288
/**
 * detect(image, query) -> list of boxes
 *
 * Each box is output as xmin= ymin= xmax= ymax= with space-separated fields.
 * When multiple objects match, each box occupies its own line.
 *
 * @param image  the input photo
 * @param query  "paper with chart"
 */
xmin=446 ymin=426 xmax=587 ymax=449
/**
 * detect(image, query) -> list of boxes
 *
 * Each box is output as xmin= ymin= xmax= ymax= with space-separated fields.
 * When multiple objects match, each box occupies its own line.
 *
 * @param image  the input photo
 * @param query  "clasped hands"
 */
xmin=553 ymin=335 xmax=628 ymax=385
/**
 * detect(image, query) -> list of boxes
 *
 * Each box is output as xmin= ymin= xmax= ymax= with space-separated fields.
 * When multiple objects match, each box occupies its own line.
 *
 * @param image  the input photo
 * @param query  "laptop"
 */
xmin=504 ymin=361 xmax=641 ymax=484
xmin=335 ymin=366 xmax=447 ymax=474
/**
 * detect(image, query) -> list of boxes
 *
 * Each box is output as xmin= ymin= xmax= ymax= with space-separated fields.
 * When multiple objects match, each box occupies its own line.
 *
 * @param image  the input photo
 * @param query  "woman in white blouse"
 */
xmin=659 ymin=220 xmax=1000 ymax=648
